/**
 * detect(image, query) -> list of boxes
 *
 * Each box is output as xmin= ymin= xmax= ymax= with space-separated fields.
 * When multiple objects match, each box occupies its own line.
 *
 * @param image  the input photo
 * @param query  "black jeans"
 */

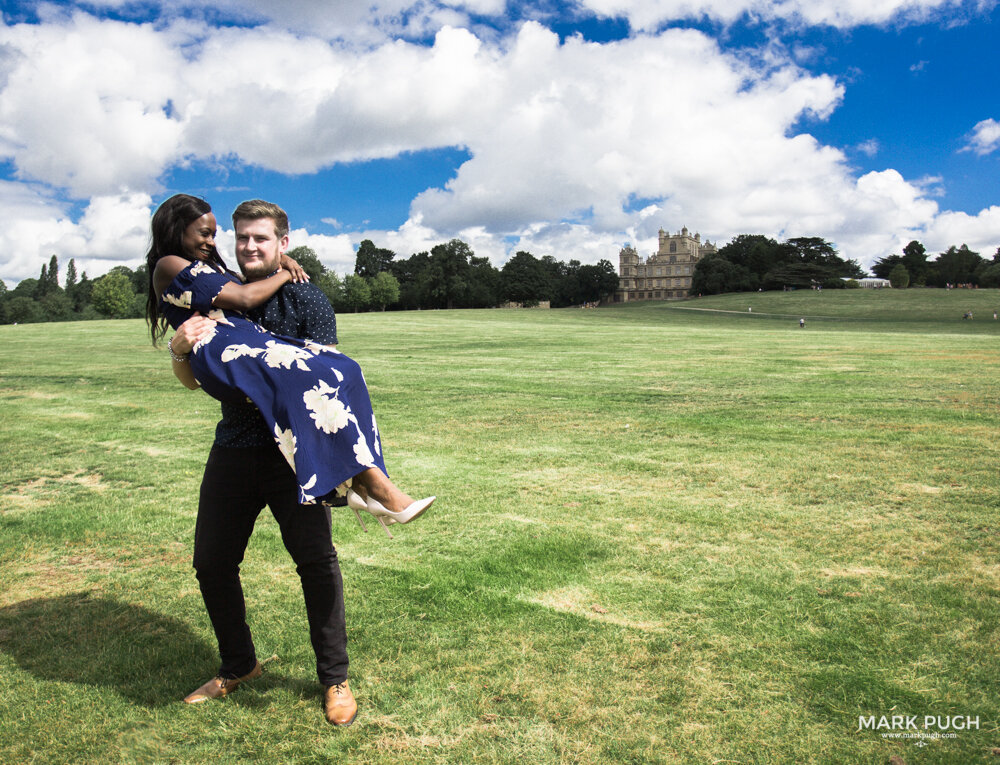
xmin=193 ymin=444 xmax=348 ymax=685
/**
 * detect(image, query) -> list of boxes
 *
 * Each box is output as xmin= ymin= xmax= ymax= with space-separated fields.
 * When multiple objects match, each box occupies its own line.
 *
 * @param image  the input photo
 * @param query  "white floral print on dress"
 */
xmin=303 ymin=379 xmax=353 ymax=434
xmin=162 ymin=291 xmax=193 ymax=309
xmin=205 ymin=308 xmax=233 ymax=326
xmin=193 ymin=326 xmax=218 ymax=352
xmin=273 ymin=424 xmax=297 ymax=471
xmin=262 ymin=340 xmax=313 ymax=371
xmin=353 ymin=433 xmax=375 ymax=467
xmin=221 ymin=343 xmax=265 ymax=362
xmin=305 ymin=339 xmax=342 ymax=356
xmin=299 ymin=474 xmax=317 ymax=504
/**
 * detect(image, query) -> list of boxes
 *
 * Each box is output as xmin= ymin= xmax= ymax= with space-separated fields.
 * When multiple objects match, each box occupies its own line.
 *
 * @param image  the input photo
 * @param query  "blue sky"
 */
xmin=0 ymin=0 xmax=997 ymax=284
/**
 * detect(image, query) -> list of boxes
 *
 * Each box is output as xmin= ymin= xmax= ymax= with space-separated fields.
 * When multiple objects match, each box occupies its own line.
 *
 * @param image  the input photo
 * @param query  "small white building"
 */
xmin=858 ymin=278 xmax=892 ymax=289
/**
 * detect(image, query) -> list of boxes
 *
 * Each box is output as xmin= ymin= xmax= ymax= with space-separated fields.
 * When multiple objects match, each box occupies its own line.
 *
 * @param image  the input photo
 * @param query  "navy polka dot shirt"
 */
xmin=214 ymin=281 xmax=339 ymax=447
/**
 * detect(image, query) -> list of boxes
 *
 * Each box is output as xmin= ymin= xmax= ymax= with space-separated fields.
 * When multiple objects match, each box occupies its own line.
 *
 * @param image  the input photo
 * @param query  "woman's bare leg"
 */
xmin=350 ymin=468 xmax=414 ymax=513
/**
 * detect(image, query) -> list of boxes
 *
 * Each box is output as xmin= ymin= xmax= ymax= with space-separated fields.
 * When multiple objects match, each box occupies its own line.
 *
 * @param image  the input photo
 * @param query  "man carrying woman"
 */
xmin=152 ymin=196 xmax=431 ymax=725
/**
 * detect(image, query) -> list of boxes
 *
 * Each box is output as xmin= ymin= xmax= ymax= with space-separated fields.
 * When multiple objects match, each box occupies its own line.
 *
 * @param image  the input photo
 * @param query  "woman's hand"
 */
xmin=171 ymin=312 xmax=217 ymax=354
xmin=281 ymin=253 xmax=309 ymax=283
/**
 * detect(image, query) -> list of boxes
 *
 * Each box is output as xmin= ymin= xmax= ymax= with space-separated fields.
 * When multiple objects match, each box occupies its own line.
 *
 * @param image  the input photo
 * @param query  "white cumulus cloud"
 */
xmin=575 ymin=0 xmax=987 ymax=30
xmin=0 ymin=6 xmax=998 ymax=285
xmin=0 ymin=185 xmax=153 ymax=284
xmin=0 ymin=13 xmax=185 ymax=197
xmin=963 ymin=118 xmax=1000 ymax=156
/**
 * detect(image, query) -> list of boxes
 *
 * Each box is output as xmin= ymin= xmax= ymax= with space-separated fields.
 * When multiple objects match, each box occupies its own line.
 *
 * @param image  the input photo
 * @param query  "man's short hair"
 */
xmin=232 ymin=199 xmax=289 ymax=239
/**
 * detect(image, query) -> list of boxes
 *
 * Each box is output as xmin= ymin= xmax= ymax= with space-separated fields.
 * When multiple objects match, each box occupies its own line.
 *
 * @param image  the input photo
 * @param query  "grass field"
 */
xmin=1 ymin=289 xmax=998 ymax=764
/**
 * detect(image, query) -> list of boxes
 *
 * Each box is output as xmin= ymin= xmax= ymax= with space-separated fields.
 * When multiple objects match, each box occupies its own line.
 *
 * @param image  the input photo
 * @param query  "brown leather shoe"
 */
xmin=183 ymin=661 xmax=263 ymax=704
xmin=323 ymin=681 xmax=357 ymax=726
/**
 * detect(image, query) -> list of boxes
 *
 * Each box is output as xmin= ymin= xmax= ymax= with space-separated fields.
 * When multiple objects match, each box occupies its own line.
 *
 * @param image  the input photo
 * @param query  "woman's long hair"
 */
xmin=145 ymin=194 xmax=226 ymax=344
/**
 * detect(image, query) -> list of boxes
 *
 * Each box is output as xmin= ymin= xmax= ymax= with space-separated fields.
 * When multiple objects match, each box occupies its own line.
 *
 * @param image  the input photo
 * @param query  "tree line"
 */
xmin=690 ymin=235 xmax=1000 ymax=295
xmin=0 ymin=240 xmax=620 ymax=324
xmin=869 ymin=241 xmax=1000 ymax=288
xmin=0 ymin=255 xmax=146 ymax=324
xmin=7 ymin=234 xmax=997 ymax=324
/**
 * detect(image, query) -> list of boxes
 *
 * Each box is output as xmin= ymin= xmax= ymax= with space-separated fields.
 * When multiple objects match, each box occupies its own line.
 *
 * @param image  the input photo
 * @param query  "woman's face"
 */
xmin=181 ymin=212 xmax=217 ymax=261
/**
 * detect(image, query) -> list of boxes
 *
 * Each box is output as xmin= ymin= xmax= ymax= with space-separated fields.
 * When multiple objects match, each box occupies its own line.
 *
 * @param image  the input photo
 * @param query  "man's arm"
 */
xmin=169 ymin=313 xmax=218 ymax=389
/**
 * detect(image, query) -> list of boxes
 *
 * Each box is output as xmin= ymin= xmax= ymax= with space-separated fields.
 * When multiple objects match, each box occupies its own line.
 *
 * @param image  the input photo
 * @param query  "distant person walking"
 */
xmin=799 ymin=318 xmax=805 ymax=328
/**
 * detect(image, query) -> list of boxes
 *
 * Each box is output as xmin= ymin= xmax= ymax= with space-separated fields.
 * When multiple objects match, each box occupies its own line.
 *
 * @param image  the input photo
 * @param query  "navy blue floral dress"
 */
xmin=161 ymin=260 xmax=387 ymax=504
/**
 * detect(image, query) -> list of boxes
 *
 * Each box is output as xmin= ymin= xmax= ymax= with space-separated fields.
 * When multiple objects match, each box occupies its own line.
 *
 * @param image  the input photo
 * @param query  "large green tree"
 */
xmin=36 ymin=263 xmax=49 ymax=298
xmin=691 ymin=253 xmax=756 ymax=295
xmin=354 ymin=240 xmax=395 ymax=279
xmin=974 ymin=246 xmax=1000 ymax=287
xmin=389 ymin=251 xmax=432 ymax=310
xmin=871 ymin=254 xmax=903 ymax=280
xmin=40 ymin=255 xmax=60 ymax=295
xmin=874 ymin=240 xmax=928 ymax=283
xmin=717 ymin=234 xmax=780 ymax=279
xmin=427 ymin=239 xmax=473 ymax=310
xmin=315 ymin=271 xmax=343 ymax=306
xmin=888 ymin=263 xmax=910 ymax=289
xmin=501 ymin=250 xmax=549 ymax=306
xmin=12 ymin=278 xmax=39 ymax=301
xmin=90 ymin=271 xmax=135 ymax=318
xmin=284 ymin=246 xmax=327 ymax=282
xmin=40 ymin=290 xmax=75 ymax=321
xmin=928 ymin=245 xmax=983 ymax=287
xmin=368 ymin=271 xmax=400 ymax=311
xmin=6 ymin=296 xmax=45 ymax=323
xmin=342 ymin=274 xmax=371 ymax=312
xmin=540 ymin=256 xmax=572 ymax=306
xmin=577 ymin=259 xmax=620 ymax=303
xmin=131 ymin=263 xmax=149 ymax=295
xmin=68 ymin=273 xmax=92 ymax=312
xmin=901 ymin=240 xmax=928 ymax=285
xmin=466 ymin=255 xmax=502 ymax=308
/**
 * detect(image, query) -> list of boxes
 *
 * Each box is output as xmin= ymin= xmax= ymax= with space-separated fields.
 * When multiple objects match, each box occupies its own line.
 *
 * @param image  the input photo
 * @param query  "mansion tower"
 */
xmin=615 ymin=227 xmax=716 ymax=302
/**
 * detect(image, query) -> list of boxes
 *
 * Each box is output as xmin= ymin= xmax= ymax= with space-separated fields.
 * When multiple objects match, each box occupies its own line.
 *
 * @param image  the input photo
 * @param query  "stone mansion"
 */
xmin=614 ymin=227 xmax=716 ymax=302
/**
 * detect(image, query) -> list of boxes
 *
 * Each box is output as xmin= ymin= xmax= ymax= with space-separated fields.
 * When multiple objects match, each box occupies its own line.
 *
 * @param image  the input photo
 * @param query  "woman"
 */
xmin=146 ymin=194 xmax=432 ymax=535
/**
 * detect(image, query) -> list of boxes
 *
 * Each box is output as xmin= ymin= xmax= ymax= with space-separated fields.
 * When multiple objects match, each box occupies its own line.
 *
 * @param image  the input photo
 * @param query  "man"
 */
xmin=168 ymin=199 xmax=356 ymax=726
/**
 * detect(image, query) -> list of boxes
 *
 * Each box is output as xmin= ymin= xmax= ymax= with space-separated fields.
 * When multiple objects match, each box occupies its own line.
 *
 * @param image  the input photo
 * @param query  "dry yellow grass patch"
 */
xmin=521 ymin=586 xmax=670 ymax=632
xmin=897 ymin=483 xmax=944 ymax=494
xmin=0 ymin=553 xmax=112 ymax=607
xmin=818 ymin=566 xmax=891 ymax=579
xmin=1 ymin=470 xmax=107 ymax=513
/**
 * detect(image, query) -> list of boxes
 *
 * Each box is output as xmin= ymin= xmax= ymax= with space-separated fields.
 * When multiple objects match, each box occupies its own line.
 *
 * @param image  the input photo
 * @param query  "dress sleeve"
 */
xmin=161 ymin=261 xmax=232 ymax=313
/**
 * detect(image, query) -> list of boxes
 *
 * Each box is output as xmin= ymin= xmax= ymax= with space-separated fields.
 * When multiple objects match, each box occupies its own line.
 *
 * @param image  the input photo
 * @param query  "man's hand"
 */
xmin=281 ymin=253 xmax=309 ymax=283
xmin=172 ymin=312 xmax=217 ymax=354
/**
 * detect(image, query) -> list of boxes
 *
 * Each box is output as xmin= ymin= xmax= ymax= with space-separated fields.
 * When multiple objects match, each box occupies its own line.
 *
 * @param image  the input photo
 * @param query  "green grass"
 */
xmin=1 ymin=289 xmax=998 ymax=764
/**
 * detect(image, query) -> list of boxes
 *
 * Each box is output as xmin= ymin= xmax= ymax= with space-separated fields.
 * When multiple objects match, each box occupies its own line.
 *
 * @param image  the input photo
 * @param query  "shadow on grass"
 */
xmin=0 ymin=591 xmax=216 ymax=707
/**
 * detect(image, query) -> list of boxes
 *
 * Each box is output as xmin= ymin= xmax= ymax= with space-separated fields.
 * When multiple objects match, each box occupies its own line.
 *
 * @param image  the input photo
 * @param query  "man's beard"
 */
xmin=241 ymin=261 xmax=277 ymax=280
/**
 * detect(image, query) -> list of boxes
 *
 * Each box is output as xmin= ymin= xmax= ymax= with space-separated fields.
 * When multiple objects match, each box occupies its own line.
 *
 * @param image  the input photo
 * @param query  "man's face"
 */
xmin=235 ymin=217 xmax=288 ymax=281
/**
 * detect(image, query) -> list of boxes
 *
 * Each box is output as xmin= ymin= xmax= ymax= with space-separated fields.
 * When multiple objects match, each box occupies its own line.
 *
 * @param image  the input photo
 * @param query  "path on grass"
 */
xmin=670 ymin=306 xmax=852 ymax=320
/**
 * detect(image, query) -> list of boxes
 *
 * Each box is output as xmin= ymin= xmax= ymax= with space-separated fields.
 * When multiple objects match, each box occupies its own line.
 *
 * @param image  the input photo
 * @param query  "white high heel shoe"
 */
xmin=362 ymin=494 xmax=435 ymax=538
xmin=346 ymin=490 xmax=372 ymax=533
